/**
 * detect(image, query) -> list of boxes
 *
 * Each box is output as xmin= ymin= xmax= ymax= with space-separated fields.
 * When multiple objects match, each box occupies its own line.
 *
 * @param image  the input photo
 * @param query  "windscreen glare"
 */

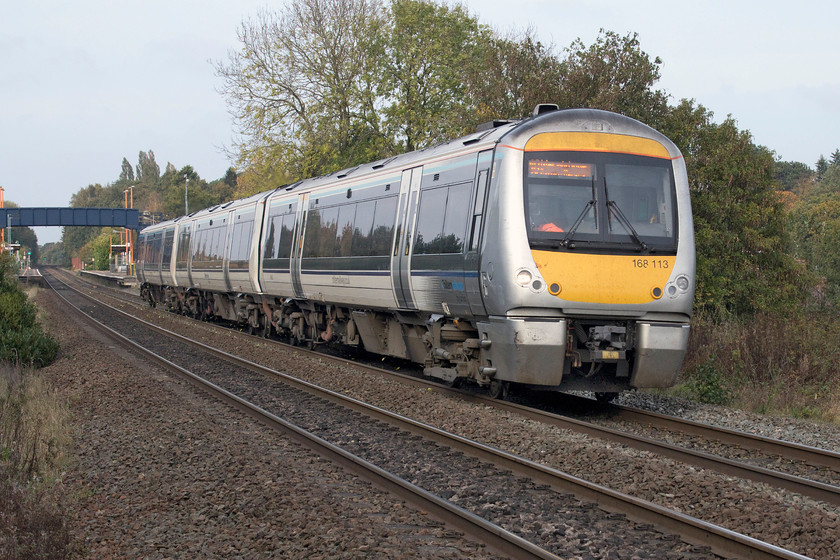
xmin=525 ymin=151 xmax=677 ymax=252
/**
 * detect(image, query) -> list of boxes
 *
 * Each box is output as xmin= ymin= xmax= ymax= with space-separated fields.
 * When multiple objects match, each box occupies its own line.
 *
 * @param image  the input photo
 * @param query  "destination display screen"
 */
xmin=528 ymin=159 xmax=594 ymax=179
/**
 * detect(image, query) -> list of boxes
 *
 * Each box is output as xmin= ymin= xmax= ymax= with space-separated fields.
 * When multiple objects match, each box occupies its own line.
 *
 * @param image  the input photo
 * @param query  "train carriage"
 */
xmin=137 ymin=221 xmax=177 ymax=294
xmin=138 ymin=105 xmax=695 ymax=399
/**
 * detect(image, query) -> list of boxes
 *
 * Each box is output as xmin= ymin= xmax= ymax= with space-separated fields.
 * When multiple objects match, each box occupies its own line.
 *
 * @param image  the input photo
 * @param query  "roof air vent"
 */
xmin=533 ymin=104 xmax=559 ymax=117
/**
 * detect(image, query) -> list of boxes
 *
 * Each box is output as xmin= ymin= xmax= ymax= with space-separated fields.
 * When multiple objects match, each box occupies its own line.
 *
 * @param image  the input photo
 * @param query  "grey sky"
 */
xmin=2 ymin=0 xmax=837 ymax=244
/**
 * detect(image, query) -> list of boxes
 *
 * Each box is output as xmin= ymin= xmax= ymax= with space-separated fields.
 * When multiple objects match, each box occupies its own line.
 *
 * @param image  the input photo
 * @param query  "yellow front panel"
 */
xmin=532 ymin=250 xmax=675 ymax=304
xmin=524 ymin=132 xmax=673 ymax=159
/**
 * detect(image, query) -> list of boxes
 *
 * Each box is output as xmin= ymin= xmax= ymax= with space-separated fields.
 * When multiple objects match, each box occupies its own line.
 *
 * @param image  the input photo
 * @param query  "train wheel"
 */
xmin=595 ymin=392 xmax=619 ymax=403
xmin=488 ymin=380 xmax=509 ymax=400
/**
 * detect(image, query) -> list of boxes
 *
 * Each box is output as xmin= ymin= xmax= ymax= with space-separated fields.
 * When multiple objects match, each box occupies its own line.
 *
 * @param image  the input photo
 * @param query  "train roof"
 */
xmin=140 ymin=106 xmax=679 ymax=234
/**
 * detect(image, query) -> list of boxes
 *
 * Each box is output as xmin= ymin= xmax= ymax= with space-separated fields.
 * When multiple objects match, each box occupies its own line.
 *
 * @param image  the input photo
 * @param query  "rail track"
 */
xmin=54 ymin=267 xmax=840 ymax=505
xmin=44 ymin=267 xmax=823 ymax=559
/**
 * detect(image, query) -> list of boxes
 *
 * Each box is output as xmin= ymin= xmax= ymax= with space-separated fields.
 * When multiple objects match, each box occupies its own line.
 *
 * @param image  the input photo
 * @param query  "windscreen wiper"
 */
xmin=604 ymin=178 xmax=648 ymax=252
xmin=560 ymin=177 xmax=597 ymax=248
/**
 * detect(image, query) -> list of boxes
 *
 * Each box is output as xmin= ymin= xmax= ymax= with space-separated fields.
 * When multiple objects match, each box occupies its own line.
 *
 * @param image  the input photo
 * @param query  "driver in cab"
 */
xmin=531 ymin=205 xmax=565 ymax=233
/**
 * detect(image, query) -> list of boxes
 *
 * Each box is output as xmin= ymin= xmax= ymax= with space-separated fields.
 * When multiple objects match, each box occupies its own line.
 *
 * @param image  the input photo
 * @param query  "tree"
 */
xmin=831 ymin=149 xmax=840 ymax=168
xmin=120 ymin=157 xmax=135 ymax=182
xmin=0 ymin=201 xmax=39 ymax=263
xmin=217 ymin=0 xmax=387 ymax=182
xmin=774 ymin=160 xmax=813 ymax=193
xmin=557 ymin=30 xmax=670 ymax=127
xmin=40 ymin=242 xmax=68 ymax=266
xmin=223 ymin=167 xmax=238 ymax=190
xmin=215 ymin=0 xmax=812 ymax=318
xmin=464 ymin=28 xmax=564 ymax=123
xmin=233 ymin=144 xmax=294 ymax=198
xmin=816 ymin=155 xmax=829 ymax=180
xmin=136 ymin=150 xmax=161 ymax=183
xmin=663 ymin=100 xmax=810 ymax=316
xmin=381 ymin=0 xmax=485 ymax=151
xmin=789 ymin=165 xmax=840 ymax=305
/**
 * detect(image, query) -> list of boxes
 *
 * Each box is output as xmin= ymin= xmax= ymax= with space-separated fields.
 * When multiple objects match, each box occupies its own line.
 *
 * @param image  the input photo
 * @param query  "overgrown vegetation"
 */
xmin=677 ymin=310 xmax=840 ymax=421
xmin=0 ymin=252 xmax=72 ymax=557
xmin=676 ymin=154 xmax=840 ymax=421
xmin=0 ymin=254 xmax=59 ymax=368
xmin=0 ymin=363 xmax=73 ymax=559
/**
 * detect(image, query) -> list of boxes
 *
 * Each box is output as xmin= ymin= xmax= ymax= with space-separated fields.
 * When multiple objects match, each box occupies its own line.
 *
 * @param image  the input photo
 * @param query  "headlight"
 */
xmin=676 ymin=275 xmax=690 ymax=291
xmin=515 ymin=269 xmax=533 ymax=286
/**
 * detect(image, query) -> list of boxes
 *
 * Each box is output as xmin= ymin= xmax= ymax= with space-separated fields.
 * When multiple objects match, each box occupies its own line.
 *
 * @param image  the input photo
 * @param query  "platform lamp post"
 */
xmin=184 ymin=174 xmax=189 ymax=215
xmin=123 ymin=185 xmax=135 ymax=275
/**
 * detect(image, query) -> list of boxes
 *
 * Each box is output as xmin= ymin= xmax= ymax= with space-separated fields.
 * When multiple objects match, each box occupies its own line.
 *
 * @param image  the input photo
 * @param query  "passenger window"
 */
xmin=335 ymin=205 xmax=356 ymax=257
xmin=264 ymin=218 xmax=278 ymax=260
xmin=413 ymin=188 xmax=447 ymax=254
xmin=414 ymin=183 xmax=470 ymax=254
xmin=277 ymin=214 xmax=296 ymax=259
xmin=162 ymin=229 xmax=175 ymax=271
xmin=370 ymin=197 xmax=397 ymax=256
xmin=441 ymin=183 xmax=471 ymax=253
xmin=318 ymin=207 xmax=339 ymax=257
xmin=351 ymin=200 xmax=376 ymax=256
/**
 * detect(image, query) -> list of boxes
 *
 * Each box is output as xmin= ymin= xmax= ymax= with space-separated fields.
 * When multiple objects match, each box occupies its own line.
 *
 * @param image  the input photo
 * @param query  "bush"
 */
xmin=678 ymin=309 xmax=840 ymax=420
xmin=0 ymin=254 xmax=59 ymax=368
xmin=680 ymin=358 xmax=731 ymax=405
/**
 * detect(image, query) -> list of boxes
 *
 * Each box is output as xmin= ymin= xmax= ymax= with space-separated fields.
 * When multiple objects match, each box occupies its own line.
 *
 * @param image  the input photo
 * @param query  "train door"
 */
xmin=391 ymin=166 xmax=423 ymax=309
xmin=221 ymin=209 xmax=235 ymax=292
xmin=290 ymin=192 xmax=310 ymax=299
xmin=161 ymin=227 xmax=176 ymax=286
xmin=466 ymin=150 xmax=493 ymax=316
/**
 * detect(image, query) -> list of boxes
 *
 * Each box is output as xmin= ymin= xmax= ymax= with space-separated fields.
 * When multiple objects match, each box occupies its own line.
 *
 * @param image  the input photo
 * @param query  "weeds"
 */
xmin=676 ymin=309 xmax=840 ymax=422
xmin=0 ymin=363 xmax=72 ymax=559
xmin=678 ymin=358 xmax=732 ymax=405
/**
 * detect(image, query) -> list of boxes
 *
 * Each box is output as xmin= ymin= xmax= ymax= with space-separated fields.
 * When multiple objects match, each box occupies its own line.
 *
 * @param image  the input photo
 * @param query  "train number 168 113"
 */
xmin=632 ymin=258 xmax=670 ymax=269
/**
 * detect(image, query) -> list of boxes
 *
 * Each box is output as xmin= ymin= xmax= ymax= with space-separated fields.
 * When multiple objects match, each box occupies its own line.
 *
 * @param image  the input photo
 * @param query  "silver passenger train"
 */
xmin=137 ymin=106 xmax=695 ymax=399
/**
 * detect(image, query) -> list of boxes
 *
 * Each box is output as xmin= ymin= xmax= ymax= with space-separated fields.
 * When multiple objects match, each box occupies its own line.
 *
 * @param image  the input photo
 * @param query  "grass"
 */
xmin=0 ymin=363 xmax=73 ymax=559
xmin=672 ymin=309 xmax=840 ymax=423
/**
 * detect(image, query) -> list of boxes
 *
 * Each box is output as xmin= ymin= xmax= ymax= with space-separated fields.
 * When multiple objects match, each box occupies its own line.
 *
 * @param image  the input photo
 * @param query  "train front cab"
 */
xmin=476 ymin=110 xmax=695 ymax=395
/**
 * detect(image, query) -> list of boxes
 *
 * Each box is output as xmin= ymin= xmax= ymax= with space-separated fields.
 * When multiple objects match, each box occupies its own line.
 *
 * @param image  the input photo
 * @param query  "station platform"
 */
xmin=18 ymin=268 xmax=46 ymax=287
xmin=79 ymin=269 xmax=138 ymax=289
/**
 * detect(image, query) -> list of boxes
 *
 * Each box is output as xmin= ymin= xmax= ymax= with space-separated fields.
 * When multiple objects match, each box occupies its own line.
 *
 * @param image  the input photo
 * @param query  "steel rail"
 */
xmin=44 ymin=271 xmax=559 ymax=560
xmin=611 ymin=403 xmax=840 ymax=470
xmin=456 ymin=393 xmax=840 ymax=507
xmin=47 ymin=270 xmax=812 ymax=560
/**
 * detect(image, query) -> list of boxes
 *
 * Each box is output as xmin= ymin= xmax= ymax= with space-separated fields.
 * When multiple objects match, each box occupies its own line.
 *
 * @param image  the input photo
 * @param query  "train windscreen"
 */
xmin=524 ymin=151 xmax=677 ymax=253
